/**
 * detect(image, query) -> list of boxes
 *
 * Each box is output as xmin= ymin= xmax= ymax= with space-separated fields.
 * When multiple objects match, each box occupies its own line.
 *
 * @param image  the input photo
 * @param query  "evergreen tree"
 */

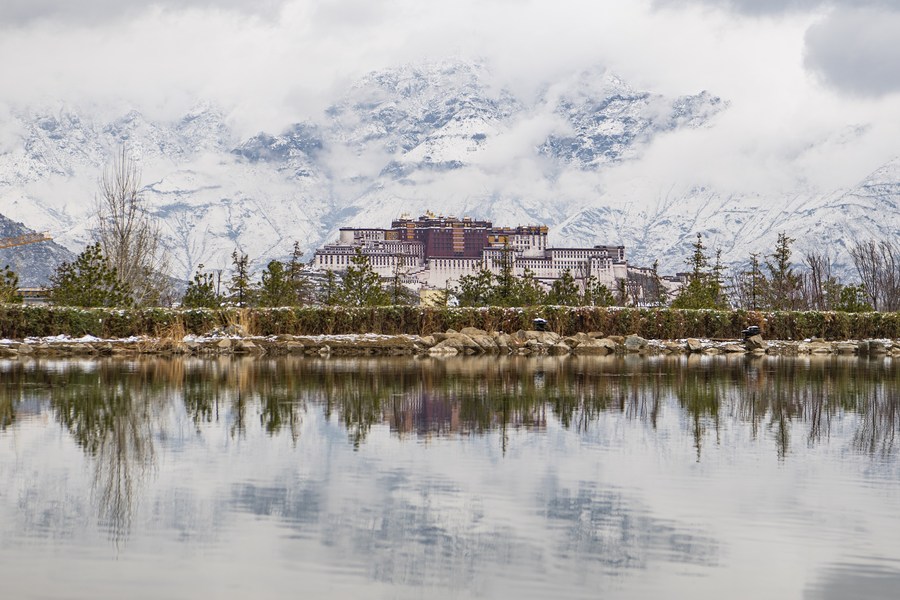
xmin=646 ymin=260 xmax=669 ymax=306
xmin=319 ymin=270 xmax=341 ymax=306
xmin=257 ymin=260 xmax=295 ymax=307
xmin=513 ymin=268 xmax=546 ymax=306
xmin=455 ymin=264 xmax=495 ymax=307
xmin=228 ymin=250 xmax=254 ymax=307
xmin=49 ymin=243 xmax=133 ymax=307
xmin=547 ymin=269 xmax=581 ymax=305
xmin=732 ymin=252 xmax=767 ymax=310
xmin=834 ymin=285 xmax=873 ymax=313
xmin=671 ymin=233 xmax=726 ymax=309
xmin=765 ymin=232 xmax=801 ymax=310
xmin=491 ymin=244 xmax=517 ymax=306
xmin=181 ymin=264 xmax=221 ymax=308
xmin=287 ymin=241 xmax=312 ymax=305
xmin=340 ymin=249 xmax=388 ymax=306
xmin=584 ymin=276 xmax=615 ymax=307
xmin=388 ymin=253 xmax=417 ymax=305
xmin=0 ymin=265 xmax=21 ymax=304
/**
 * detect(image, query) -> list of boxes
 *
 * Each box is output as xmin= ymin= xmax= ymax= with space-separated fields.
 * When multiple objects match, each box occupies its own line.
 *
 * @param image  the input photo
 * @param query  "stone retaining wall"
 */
xmin=2 ymin=329 xmax=899 ymax=359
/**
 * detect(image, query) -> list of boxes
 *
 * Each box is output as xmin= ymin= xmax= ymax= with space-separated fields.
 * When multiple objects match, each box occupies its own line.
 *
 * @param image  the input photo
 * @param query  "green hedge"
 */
xmin=1 ymin=304 xmax=898 ymax=340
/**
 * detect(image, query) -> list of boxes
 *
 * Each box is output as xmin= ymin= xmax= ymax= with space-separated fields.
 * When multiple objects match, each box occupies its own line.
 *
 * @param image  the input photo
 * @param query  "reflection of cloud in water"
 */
xmin=221 ymin=466 xmax=719 ymax=594
xmin=540 ymin=476 xmax=719 ymax=571
xmin=229 ymin=479 xmax=323 ymax=527
xmin=805 ymin=561 xmax=900 ymax=600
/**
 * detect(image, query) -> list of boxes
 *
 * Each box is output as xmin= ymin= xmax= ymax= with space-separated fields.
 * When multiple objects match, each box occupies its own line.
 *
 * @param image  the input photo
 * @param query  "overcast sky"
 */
xmin=1 ymin=0 xmax=898 ymax=194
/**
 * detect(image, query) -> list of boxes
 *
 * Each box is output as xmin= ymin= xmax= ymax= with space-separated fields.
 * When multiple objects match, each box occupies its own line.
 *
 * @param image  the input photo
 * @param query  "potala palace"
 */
xmin=313 ymin=213 xmax=683 ymax=300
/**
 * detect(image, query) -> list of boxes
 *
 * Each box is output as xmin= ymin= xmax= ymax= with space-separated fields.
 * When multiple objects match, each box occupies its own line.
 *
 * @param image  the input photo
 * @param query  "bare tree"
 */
xmin=800 ymin=251 xmax=844 ymax=311
xmin=95 ymin=146 xmax=169 ymax=306
xmin=850 ymin=240 xmax=900 ymax=312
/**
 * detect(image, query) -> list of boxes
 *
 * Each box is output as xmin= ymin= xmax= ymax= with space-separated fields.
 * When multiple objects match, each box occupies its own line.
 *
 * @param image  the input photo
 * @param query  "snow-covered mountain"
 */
xmin=0 ymin=59 xmax=896 ymax=285
xmin=0 ymin=214 xmax=74 ymax=287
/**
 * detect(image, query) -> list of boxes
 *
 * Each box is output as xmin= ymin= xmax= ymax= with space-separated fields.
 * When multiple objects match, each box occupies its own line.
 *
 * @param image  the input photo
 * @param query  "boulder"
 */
xmin=624 ymin=334 xmax=648 ymax=353
xmin=685 ymin=338 xmax=703 ymax=353
xmin=836 ymin=342 xmax=858 ymax=355
xmin=744 ymin=334 xmax=766 ymax=351
xmin=860 ymin=340 xmax=888 ymax=356
xmin=216 ymin=338 xmax=233 ymax=350
xmin=563 ymin=333 xmax=590 ymax=348
xmin=460 ymin=326 xmax=488 ymax=337
xmin=495 ymin=333 xmax=511 ymax=352
xmin=548 ymin=342 xmax=571 ymax=355
xmin=430 ymin=335 xmax=481 ymax=355
xmin=572 ymin=337 xmax=616 ymax=355
xmin=235 ymin=340 xmax=263 ymax=354
xmin=807 ymin=341 xmax=832 ymax=355
xmin=470 ymin=334 xmax=499 ymax=353
xmin=520 ymin=330 xmax=561 ymax=345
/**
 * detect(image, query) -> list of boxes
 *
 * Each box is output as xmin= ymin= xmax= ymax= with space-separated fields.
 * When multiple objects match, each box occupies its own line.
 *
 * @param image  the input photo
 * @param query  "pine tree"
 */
xmin=228 ymin=250 xmax=253 ymax=307
xmin=49 ymin=243 xmax=133 ymax=307
xmin=182 ymin=264 xmax=221 ymax=308
xmin=287 ymin=241 xmax=312 ymax=305
xmin=257 ymin=260 xmax=294 ymax=307
xmin=647 ymin=259 xmax=669 ymax=306
xmin=671 ymin=233 xmax=726 ymax=309
xmin=834 ymin=285 xmax=872 ymax=313
xmin=455 ymin=264 xmax=495 ymax=307
xmin=765 ymin=232 xmax=801 ymax=310
xmin=319 ymin=270 xmax=341 ymax=306
xmin=340 ymin=249 xmax=388 ymax=306
xmin=584 ymin=276 xmax=615 ymax=307
xmin=547 ymin=269 xmax=581 ymax=305
xmin=513 ymin=268 xmax=546 ymax=306
xmin=492 ymin=244 xmax=517 ymax=306
xmin=730 ymin=252 xmax=767 ymax=310
xmin=0 ymin=265 xmax=21 ymax=304
xmin=388 ymin=253 xmax=417 ymax=305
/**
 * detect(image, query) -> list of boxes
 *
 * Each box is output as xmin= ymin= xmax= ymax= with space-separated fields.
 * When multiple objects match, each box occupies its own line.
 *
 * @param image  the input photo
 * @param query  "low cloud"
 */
xmin=0 ymin=0 xmax=285 ymax=26
xmin=652 ymin=0 xmax=891 ymax=16
xmin=804 ymin=7 xmax=900 ymax=96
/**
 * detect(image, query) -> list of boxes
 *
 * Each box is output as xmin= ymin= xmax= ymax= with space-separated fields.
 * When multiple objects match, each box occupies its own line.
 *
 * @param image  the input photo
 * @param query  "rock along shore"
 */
xmin=1 ymin=328 xmax=899 ymax=359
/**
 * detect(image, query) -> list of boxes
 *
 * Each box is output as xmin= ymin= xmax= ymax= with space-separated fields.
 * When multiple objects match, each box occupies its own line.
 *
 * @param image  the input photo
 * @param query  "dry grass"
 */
xmin=225 ymin=308 xmax=257 ymax=337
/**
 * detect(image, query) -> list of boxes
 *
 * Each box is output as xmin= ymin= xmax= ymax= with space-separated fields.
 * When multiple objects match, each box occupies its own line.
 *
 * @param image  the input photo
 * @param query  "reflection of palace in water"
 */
xmin=2 ymin=354 xmax=900 ymax=461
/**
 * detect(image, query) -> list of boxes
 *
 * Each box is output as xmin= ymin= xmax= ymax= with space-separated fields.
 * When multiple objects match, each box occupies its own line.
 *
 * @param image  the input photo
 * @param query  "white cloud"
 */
xmin=0 ymin=0 xmax=897 ymax=202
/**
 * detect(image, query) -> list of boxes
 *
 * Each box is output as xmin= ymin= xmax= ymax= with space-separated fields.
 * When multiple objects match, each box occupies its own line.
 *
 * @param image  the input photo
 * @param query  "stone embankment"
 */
xmin=2 ymin=328 xmax=900 ymax=359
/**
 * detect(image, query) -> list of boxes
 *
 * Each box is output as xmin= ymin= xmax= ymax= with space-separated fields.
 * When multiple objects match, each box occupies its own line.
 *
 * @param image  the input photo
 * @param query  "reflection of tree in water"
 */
xmin=47 ymin=361 xmax=172 ymax=544
xmin=853 ymin=384 xmax=900 ymax=457
xmin=199 ymin=355 xmax=900 ymax=459
xmin=0 ymin=382 xmax=17 ymax=430
xmin=9 ymin=354 xmax=900 ymax=475
xmin=181 ymin=357 xmax=305 ymax=442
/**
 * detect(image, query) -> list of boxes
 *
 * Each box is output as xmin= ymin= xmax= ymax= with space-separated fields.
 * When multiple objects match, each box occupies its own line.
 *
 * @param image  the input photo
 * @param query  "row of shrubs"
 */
xmin=2 ymin=304 xmax=900 ymax=341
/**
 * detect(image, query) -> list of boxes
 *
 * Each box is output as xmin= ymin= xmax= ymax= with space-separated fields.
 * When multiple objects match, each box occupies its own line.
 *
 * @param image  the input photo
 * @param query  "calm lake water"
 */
xmin=2 ymin=355 xmax=900 ymax=599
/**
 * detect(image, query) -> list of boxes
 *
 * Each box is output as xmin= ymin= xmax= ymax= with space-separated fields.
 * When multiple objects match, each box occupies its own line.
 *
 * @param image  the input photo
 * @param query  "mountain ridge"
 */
xmin=0 ymin=59 xmax=894 ymax=286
